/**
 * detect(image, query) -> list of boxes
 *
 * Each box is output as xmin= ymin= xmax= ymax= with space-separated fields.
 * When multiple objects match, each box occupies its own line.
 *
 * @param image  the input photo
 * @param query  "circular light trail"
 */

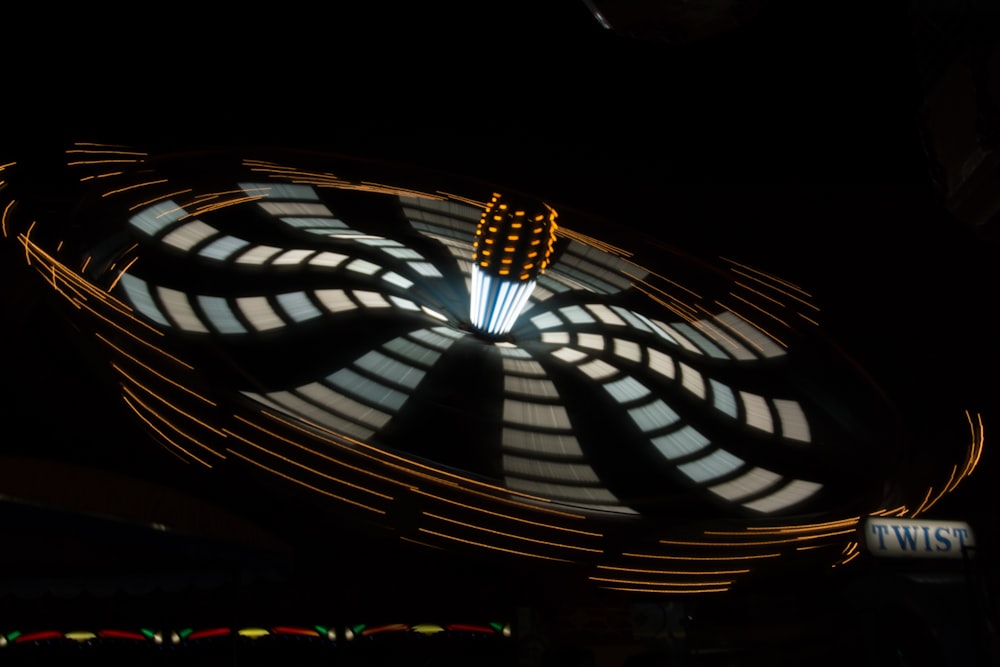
xmin=0 ymin=143 xmax=984 ymax=597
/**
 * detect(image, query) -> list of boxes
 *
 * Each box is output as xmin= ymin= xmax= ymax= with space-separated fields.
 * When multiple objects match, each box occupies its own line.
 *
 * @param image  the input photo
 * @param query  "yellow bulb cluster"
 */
xmin=473 ymin=192 xmax=558 ymax=280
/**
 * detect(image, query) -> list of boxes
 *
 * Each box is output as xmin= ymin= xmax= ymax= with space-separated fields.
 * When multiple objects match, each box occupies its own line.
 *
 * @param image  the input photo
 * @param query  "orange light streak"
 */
xmin=411 ymin=489 xmax=601 ymax=537
xmin=415 ymin=479 xmax=590 ymax=520
xmin=33 ymin=257 xmax=90 ymax=305
xmin=22 ymin=250 xmax=103 ymax=314
xmin=399 ymin=534 xmax=447 ymax=551
xmin=632 ymin=284 xmax=699 ymax=322
xmin=119 ymin=400 xmax=201 ymax=465
xmin=912 ymin=486 xmax=936 ymax=517
xmin=247 ymin=418 xmax=587 ymax=519
xmin=108 ymin=255 xmax=139 ymax=292
xmin=66 ymin=159 xmax=142 ymax=166
xmin=118 ymin=380 xmax=225 ymax=459
xmin=19 ymin=235 xmax=130 ymax=304
xmin=435 ymin=191 xmax=487 ymax=208
xmin=722 ymin=257 xmax=812 ymax=296
xmin=837 ymin=551 xmax=861 ymax=566
xmin=733 ymin=280 xmax=788 ymax=309
xmin=358 ymin=180 xmax=449 ymax=199
xmin=797 ymin=311 xmax=820 ymax=326
xmin=101 ymin=339 xmax=213 ymax=406
xmin=79 ymin=171 xmax=127 ymax=181
xmin=660 ymin=528 xmax=854 ymax=547
xmin=112 ymin=364 xmax=225 ymax=438
xmin=598 ymin=585 xmax=729 ymax=594
xmin=225 ymin=448 xmax=387 ymax=514
xmin=36 ymin=260 xmax=80 ymax=305
xmin=728 ymin=267 xmax=820 ymax=311
xmin=66 ymin=147 xmax=147 ymax=156
xmin=255 ymin=410 xmax=588 ymax=516
xmin=623 ymin=551 xmax=781 ymax=561
xmin=870 ymin=506 xmax=909 ymax=517
xmin=416 ymin=528 xmax=574 ymax=562
xmin=633 ymin=265 xmax=702 ymax=300
xmin=60 ymin=277 xmax=169 ymax=339
xmin=590 ymin=576 xmax=734 ymax=587
xmin=248 ymin=410 xmax=472 ymax=490
xmin=222 ymin=428 xmax=394 ymax=501
xmin=558 ymin=227 xmax=633 ymax=257
xmin=120 ymin=393 xmax=215 ymax=468
xmin=232 ymin=414 xmax=404 ymax=488
xmin=183 ymin=194 xmax=265 ymax=218
xmin=715 ymin=299 xmax=788 ymax=349
xmin=727 ymin=291 xmax=791 ymax=329
xmin=80 ymin=300 xmax=186 ymax=362
xmin=422 ymin=512 xmax=602 ymax=554
xmin=23 ymin=220 xmax=36 ymax=264
xmin=1 ymin=198 xmax=15 ymax=237
xmin=101 ymin=179 xmax=169 ymax=197
xmin=129 ymin=190 xmax=195 ymax=211
xmin=735 ymin=517 xmax=860 ymax=533
xmin=690 ymin=305 xmax=753 ymax=353
xmin=596 ymin=564 xmax=749 ymax=575
xmin=956 ymin=410 xmax=985 ymax=485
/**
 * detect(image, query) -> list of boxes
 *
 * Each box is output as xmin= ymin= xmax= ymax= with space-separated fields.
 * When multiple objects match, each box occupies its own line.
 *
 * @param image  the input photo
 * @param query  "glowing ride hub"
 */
xmin=470 ymin=193 xmax=558 ymax=339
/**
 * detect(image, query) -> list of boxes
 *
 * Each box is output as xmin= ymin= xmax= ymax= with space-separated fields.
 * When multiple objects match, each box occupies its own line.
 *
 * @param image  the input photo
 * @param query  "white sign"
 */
xmin=862 ymin=517 xmax=975 ymax=559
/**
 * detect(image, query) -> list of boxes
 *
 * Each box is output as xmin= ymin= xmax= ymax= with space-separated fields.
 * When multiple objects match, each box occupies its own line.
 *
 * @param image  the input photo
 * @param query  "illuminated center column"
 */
xmin=470 ymin=192 xmax=558 ymax=339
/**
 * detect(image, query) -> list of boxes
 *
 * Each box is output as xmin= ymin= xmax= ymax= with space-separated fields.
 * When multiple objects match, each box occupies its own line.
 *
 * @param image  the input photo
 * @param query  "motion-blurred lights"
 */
xmin=469 ymin=193 xmax=558 ymax=339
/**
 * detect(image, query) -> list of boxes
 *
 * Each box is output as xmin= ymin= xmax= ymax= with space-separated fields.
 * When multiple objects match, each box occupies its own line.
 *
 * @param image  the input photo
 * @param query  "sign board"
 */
xmin=862 ymin=517 xmax=975 ymax=559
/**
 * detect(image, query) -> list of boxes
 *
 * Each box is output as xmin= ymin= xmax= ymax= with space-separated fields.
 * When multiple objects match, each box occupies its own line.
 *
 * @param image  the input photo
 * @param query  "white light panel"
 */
xmin=236 ymin=245 xmax=282 ymax=265
xmin=327 ymin=368 xmax=408 ymax=411
xmin=628 ymin=399 xmax=680 ymax=432
xmin=604 ymin=376 xmax=650 ymax=403
xmin=710 ymin=379 xmax=738 ymax=418
xmin=502 ymin=399 xmax=573 ymax=429
xmin=119 ymin=274 xmax=170 ymax=326
xmin=774 ymin=399 xmax=811 ymax=442
xmin=197 ymin=295 xmax=247 ymax=334
xmin=162 ymin=220 xmax=218 ymax=252
xmin=740 ymin=391 xmax=774 ymax=433
xmin=646 ymin=348 xmax=676 ymax=380
xmin=298 ymin=381 xmax=391 ymax=428
xmin=651 ymin=426 xmax=710 ymax=459
xmin=314 ymin=289 xmax=356 ymax=314
xmin=503 ymin=375 xmax=559 ymax=398
xmin=273 ymin=249 xmax=315 ymax=265
xmin=741 ymin=479 xmax=822 ymax=513
xmin=502 ymin=427 xmax=585 ymax=457
xmin=354 ymin=350 xmax=427 ymax=390
xmin=708 ymin=467 xmax=782 ymax=501
xmin=677 ymin=449 xmax=745 ymax=483
xmin=236 ymin=296 xmax=285 ymax=331
xmin=502 ymin=455 xmax=600 ymax=483
xmin=586 ymin=303 xmax=625 ymax=326
xmin=129 ymin=200 xmax=185 ymax=236
xmin=199 ymin=235 xmax=251 ymax=261
xmin=157 ymin=286 xmax=209 ymax=332
xmin=276 ymin=291 xmax=322 ymax=322
xmin=679 ymin=362 xmax=706 ymax=399
xmin=258 ymin=201 xmax=333 ymax=217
